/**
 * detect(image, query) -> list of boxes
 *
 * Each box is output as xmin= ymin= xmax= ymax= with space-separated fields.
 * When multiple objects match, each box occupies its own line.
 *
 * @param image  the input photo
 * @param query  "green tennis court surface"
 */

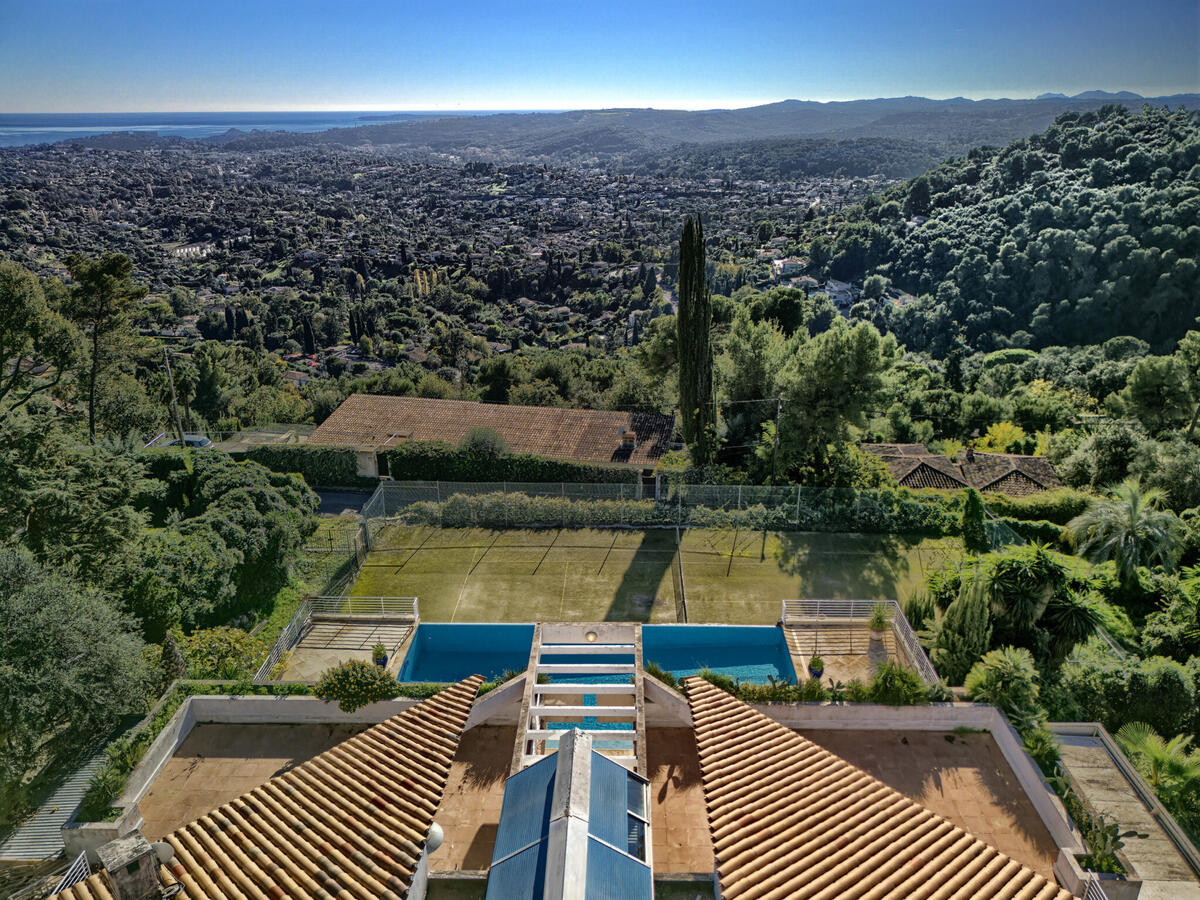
xmin=350 ymin=525 xmax=959 ymax=624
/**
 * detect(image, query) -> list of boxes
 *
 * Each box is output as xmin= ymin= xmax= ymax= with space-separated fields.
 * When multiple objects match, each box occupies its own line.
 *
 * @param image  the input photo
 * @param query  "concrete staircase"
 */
xmin=0 ymin=749 xmax=106 ymax=862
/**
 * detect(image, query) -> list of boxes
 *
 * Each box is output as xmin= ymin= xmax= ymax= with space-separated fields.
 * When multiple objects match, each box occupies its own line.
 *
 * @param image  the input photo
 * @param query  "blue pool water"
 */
xmin=643 ymin=625 xmax=797 ymax=683
xmin=396 ymin=623 xmax=795 ymax=684
xmin=396 ymin=624 xmax=534 ymax=682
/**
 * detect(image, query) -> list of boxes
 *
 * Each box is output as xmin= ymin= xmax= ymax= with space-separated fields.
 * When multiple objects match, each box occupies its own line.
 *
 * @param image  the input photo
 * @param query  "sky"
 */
xmin=1 ymin=0 xmax=1197 ymax=112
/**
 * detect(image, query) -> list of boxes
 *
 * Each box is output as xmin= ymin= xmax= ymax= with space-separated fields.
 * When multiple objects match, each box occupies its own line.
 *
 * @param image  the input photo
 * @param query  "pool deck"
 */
xmin=785 ymin=622 xmax=907 ymax=684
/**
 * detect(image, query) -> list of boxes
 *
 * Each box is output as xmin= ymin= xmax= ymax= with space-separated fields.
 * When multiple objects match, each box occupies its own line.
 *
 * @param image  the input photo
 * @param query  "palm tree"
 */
xmin=1114 ymin=722 xmax=1200 ymax=817
xmin=1068 ymin=479 xmax=1182 ymax=587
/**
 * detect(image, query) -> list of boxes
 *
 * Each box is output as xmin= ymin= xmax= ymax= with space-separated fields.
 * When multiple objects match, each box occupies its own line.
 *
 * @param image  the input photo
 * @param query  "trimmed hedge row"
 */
xmin=238 ymin=445 xmax=377 ymax=489
xmin=385 ymin=441 xmax=638 ymax=484
xmin=984 ymin=488 xmax=1092 ymax=525
xmin=398 ymin=488 xmax=960 ymax=535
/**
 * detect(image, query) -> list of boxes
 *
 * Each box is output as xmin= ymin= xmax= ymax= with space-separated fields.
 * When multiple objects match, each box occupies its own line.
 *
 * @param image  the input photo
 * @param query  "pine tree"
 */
xmin=677 ymin=215 xmax=715 ymax=463
xmin=962 ymin=488 xmax=989 ymax=553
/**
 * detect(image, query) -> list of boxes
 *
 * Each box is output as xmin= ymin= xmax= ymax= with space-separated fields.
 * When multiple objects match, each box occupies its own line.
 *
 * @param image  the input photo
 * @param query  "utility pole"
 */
xmin=769 ymin=398 xmax=783 ymax=486
xmin=163 ymin=347 xmax=186 ymax=444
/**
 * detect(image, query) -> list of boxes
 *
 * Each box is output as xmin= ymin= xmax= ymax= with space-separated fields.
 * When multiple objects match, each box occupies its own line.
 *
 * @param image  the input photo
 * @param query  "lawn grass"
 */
xmin=350 ymin=525 xmax=960 ymax=624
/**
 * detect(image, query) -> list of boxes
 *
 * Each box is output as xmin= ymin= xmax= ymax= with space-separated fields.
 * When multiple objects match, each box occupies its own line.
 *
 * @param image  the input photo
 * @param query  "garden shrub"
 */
xmin=869 ymin=661 xmax=930 ymax=705
xmin=984 ymin=488 xmax=1092 ymax=525
xmin=1001 ymin=517 xmax=1067 ymax=546
xmin=313 ymin=659 xmax=401 ymax=712
xmin=175 ymin=626 xmax=263 ymax=680
xmin=1060 ymin=642 xmax=1199 ymax=739
xmin=964 ymin=646 xmax=1043 ymax=729
xmin=399 ymin=486 xmax=959 ymax=535
xmin=962 ymin=488 xmax=988 ymax=553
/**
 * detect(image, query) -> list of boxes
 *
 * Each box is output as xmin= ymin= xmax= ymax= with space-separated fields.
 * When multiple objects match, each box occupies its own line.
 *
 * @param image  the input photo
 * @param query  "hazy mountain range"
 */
xmin=59 ymin=92 xmax=1200 ymax=170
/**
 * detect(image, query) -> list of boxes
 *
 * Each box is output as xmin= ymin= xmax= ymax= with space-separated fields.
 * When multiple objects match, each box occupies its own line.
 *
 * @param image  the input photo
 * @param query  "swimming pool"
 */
xmin=642 ymin=625 xmax=797 ymax=683
xmin=395 ymin=623 xmax=534 ymax=683
xmin=396 ymin=623 xmax=796 ymax=684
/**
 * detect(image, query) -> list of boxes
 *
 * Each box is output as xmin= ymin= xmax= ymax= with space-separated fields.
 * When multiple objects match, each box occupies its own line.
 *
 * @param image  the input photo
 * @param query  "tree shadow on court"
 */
xmin=773 ymin=530 xmax=923 ymax=600
xmin=604 ymin=530 xmax=678 ymax=622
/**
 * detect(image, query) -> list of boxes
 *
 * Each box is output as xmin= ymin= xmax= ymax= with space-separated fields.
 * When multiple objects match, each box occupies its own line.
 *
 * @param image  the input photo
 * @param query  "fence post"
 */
xmin=795 ymin=486 xmax=801 ymax=526
xmin=737 ymin=485 xmax=742 ymax=510
xmin=436 ymin=481 xmax=441 ymax=503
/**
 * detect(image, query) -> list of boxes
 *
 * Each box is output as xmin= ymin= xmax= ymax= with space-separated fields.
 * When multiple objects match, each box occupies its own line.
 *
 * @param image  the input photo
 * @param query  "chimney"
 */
xmin=95 ymin=834 xmax=170 ymax=900
xmin=620 ymin=428 xmax=636 ymax=450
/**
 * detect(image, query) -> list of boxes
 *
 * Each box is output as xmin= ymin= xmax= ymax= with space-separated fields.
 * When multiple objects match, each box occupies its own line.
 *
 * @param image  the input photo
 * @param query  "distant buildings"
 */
xmin=862 ymin=443 xmax=1063 ymax=496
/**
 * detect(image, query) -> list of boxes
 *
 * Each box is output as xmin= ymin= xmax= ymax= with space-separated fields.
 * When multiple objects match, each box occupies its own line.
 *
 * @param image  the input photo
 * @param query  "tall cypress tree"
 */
xmin=677 ymin=215 xmax=715 ymax=463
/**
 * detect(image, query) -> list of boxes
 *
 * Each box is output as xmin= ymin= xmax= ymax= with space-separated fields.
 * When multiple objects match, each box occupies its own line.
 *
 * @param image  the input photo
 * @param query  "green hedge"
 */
xmin=399 ymin=488 xmax=959 ymax=535
xmin=385 ymin=441 xmax=638 ymax=484
xmin=985 ymin=488 xmax=1092 ymax=525
xmin=1000 ymin=517 xmax=1068 ymax=546
xmin=239 ymin=444 xmax=376 ymax=488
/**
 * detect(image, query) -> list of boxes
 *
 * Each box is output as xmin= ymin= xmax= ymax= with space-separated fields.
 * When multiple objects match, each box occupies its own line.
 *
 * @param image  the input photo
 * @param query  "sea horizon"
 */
xmin=0 ymin=109 xmax=561 ymax=148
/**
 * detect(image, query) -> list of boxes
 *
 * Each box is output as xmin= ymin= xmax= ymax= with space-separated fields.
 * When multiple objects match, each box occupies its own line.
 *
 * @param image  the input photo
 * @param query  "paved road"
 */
xmin=315 ymin=489 xmax=372 ymax=516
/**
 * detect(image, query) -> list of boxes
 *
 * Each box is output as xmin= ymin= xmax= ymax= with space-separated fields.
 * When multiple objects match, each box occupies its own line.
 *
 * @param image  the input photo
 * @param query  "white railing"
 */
xmin=253 ymin=596 xmax=420 ymax=683
xmin=780 ymin=598 xmax=940 ymax=686
xmin=52 ymin=851 xmax=92 ymax=893
xmin=1082 ymin=874 xmax=1108 ymax=900
xmin=308 ymin=596 xmax=418 ymax=618
xmin=253 ymin=598 xmax=312 ymax=683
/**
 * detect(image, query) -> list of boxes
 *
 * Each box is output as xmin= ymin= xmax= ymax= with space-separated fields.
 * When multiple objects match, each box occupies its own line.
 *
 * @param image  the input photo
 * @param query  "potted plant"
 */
xmin=371 ymin=643 xmax=388 ymax=667
xmin=868 ymin=603 xmax=892 ymax=642
xmin=808 ymin=655 xmax=825 ymax=678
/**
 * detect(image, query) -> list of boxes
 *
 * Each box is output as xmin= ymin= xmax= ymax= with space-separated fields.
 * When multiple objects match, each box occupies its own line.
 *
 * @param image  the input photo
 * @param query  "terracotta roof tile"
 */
xmin=861 ymin=445 xmax=1062 ymax=497
xmin=309 ymin=394 xmax=673 ymax=467
xmin=53 ymin=676 xmax=484 ymax=900
xmin=684 ymin=677 xmax=1076 ymax=900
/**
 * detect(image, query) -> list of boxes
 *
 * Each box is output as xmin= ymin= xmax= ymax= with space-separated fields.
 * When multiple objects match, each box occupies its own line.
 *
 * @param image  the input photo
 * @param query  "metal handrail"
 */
xmin=308 ymin=596 xmax=418 ymax=618
xmin=253 ymin=599 xmax=311 ymax=683
xmin=780 ymin=598 xmax=940 ymax=685
xmin=51 ymin=851 xmax=91 ymax=893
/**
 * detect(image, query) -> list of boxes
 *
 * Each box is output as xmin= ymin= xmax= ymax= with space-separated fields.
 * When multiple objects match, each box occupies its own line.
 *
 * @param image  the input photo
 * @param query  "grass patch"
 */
xmin=350 ymin=526 xmax=960 ymax=624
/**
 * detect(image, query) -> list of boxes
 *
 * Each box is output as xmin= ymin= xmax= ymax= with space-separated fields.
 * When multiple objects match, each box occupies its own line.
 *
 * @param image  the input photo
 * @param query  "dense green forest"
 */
xmin=811 ymin=106 xmax=1200 ymax=351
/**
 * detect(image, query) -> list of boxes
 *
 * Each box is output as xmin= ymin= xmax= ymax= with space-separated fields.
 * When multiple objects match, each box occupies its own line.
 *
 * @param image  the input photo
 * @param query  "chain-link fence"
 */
xmin=357 ymin=479 xmax=968 ymax=543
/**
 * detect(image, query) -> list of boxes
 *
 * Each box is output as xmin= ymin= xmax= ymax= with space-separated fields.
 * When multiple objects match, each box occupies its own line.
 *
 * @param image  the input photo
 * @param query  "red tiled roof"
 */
xmin=862 ymin=445 xmax=1062 ymax=497
xmin=53 ymin=676 xmax=484 ymax=900
xmin=685 ymin=677 xmax=1076 ymax=900
xmin=309 ymin=394 xmax=673 ymax=467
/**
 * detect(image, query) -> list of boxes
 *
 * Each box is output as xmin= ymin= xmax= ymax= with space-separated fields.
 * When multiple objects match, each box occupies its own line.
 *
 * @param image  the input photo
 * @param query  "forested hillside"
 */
xmin=812 ymin=106 xmax=1200 ymax=352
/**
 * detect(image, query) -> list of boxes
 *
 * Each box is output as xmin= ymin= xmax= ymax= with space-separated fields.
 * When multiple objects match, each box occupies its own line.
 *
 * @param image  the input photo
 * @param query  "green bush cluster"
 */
xmin=691 ymin=660 xmax=936 ymax=706
xmin=999 ymin=517 xmax=1067 ymax=546
xmin=1057 ymin=644 xmax=1199 ymax=739
xmin=385 ymin=440 xmax=638 ymax=484
xmin=119 ymin=453 xmax=319 ymax=639
xmin=313 ymin=658 xmax=401 ymax=712
xmin=984 ymin=488 xmax=1092 ymax=525
xmin=240 ymin=444 xmax=373 ymax=488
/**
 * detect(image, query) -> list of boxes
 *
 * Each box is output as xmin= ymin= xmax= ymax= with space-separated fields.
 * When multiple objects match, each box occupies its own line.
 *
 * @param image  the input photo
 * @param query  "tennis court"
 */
xmin=350 ymin=524 xmax=959 ymax=624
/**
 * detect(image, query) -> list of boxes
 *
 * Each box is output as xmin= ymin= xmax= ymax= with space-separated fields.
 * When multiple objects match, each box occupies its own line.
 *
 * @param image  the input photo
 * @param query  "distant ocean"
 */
xmin=0 ymin=110 xmax=538 ymax=148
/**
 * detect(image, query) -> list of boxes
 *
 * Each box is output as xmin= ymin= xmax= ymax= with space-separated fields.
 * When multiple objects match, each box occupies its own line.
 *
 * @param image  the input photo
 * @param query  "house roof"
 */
xmin=52 ymin=676 xmax=484 ymax=900
xmin=862 ymin=444 xmax=1062 ymax=497
xmin=309 ymin=394 xmax=674 ymax=467
xmin=684 ymin=677 xmax=1076 ymax=900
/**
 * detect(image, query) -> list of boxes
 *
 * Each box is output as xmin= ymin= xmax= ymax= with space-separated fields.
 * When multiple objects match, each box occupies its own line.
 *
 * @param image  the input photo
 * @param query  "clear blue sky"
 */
xmin=1 ymin=0 xmax=1197 ymax=112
